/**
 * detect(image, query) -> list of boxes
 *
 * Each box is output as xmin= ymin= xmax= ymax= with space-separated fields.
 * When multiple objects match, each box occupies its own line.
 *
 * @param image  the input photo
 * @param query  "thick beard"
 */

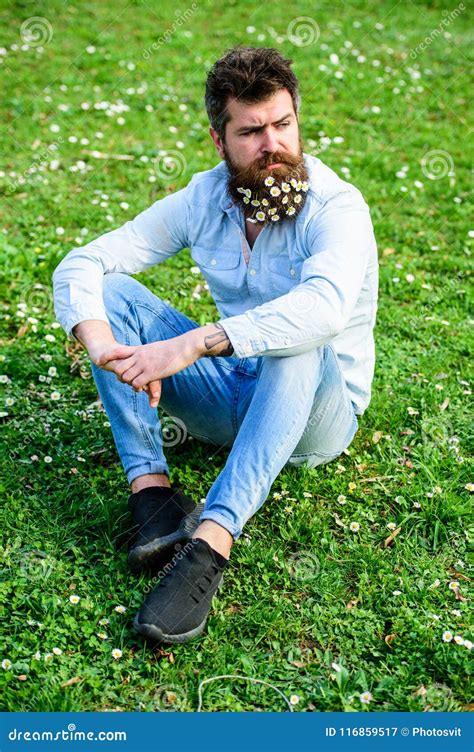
xmin=225 ymin=140 xmax=309 ymax=225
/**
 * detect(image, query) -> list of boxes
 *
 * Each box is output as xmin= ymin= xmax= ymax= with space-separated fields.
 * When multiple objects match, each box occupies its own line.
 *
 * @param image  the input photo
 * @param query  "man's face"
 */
xmin=209 ymin=89 xmax=309 ymax=225
xmin=211 ymin=89 xmax=300 ymax=170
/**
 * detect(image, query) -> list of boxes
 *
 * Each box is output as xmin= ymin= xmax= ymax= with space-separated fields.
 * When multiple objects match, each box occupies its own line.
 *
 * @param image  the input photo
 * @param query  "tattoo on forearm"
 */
xmin=203 ymin=323 xmax=234 ymax=357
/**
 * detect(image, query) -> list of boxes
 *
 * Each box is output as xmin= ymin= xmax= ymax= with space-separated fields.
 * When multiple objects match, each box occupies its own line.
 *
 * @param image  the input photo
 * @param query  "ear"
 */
xmin=209 ymin=126 xmax=225 ymax=160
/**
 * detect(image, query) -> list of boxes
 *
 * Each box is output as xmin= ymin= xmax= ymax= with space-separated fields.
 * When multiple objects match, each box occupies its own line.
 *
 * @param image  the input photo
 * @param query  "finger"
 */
xmin=148 ymin=379 xmax=162 ymax=408
xmin=120 ymin=364 xmax=141 ymax=385
xmin=97 ymin=345 xmax=136 ymax=366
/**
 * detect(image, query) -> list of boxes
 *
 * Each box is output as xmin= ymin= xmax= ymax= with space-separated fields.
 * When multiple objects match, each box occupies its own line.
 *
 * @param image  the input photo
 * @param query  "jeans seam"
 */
xmin=120 ymin=303 xmax=167 ymax=465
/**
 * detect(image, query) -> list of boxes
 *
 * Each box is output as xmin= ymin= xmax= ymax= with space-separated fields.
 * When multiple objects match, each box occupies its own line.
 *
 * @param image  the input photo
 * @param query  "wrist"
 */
xmin=184 ymin=325 xmax=213 ymax=359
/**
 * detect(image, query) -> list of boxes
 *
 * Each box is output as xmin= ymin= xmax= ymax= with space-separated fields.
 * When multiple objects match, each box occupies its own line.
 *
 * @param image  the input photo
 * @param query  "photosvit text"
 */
xmin=325 ymin=726 xmax=462 ymax=737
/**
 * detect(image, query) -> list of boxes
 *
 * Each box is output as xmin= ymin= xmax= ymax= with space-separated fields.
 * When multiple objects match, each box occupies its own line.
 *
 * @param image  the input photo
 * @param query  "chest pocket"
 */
xmin=266 ymin=252 xmax=301 ymax=297
xmin=191 ymin=245 xmax=243 ymax=302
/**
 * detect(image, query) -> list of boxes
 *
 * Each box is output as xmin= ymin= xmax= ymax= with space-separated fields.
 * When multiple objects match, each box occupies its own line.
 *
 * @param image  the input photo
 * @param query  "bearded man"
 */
xmin=53 ymin=46 xmax=379 ymax=646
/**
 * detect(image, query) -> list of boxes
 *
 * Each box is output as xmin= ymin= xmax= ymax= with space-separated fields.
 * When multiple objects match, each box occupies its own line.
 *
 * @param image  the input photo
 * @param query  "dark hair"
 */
xmin=205 ymin=46 xmax=300 ymax=141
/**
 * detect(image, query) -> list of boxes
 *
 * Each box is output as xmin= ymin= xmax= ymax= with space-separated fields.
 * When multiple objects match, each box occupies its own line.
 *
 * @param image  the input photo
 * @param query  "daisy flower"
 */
xmin=33 ymin=651 xmax=41 ymax=660
xmin=348 ymin=482 xmax=357 ymax=492
xmin=251 ymin=199 xmax=260 ymax=207
xmin=52 ymin=647 xmax=62 ymax=655
xmin=282 ymin=195 xmax=289 ymax=204
xmin=286 ymin=206 xmax=296 ymax=216
xmin=453 ymin=635 xmax=464 ymax=645
xmin=269 ymin=186 xmax=281 ymax=197
xmin=268 ymin=207 xmax=277 ymax=216
xmin=465 ymin=483 xmax=474 ymax=492
xmin=98 ymin=618 xmax=110 ymax=626
xmin=294 ymin=194 xmax=302 ymax=204
xmin=44 ymin=653 xmax=54 ymax=662
xmin=264 ymin=176 xmax=275 ymax=186
xmin=301 ymin=181 xmax=309 ymax=192
xmin=360 ymin=691 xmax=373 ymax=704
xmin=448 ymin=581 xmax=460 ymax=591
xmin=112 ymin=648 xmax=122 ymax=660
xmin=261 ymin=198 xmax=269 ymax=206
xmin=337 ymin=494 xmax=347 ymax=504
xmin=44 ymin=456 xmax=53 ymax=463
xmin=97 ymin=632 xmax=108 ymax=640
xmin=69 ymin=594 xmax=80 ymax=604
xmin=442 ymin=630 xmax=453 ymax=642
xmin=256 ymin=211 xmax=266 ymax=222
xmin=349 ymin=521 xmax=360 ymax=532
xmin=290 ymin=178 xmax=298 ymax=188
xmin=2 ymin=659 xmax=12 ymax=670
xmin=289 ymin=694 xmax=300 ymax=705
xmin=114 ymin=605 xmax=126 ymax=614
xmin=387 ymin=522 xmax=397 ymax=531
xmin=463 ymin=640 xmax=472 ymax=650
xmin=281 ymin=182 xmax=291 ymax=192
xmin=271 ymin=215 xmax=280 ymax=222
xmin=50 ymin=391 xmax=61 ymax=400
xmin=392 ymin=590 xmax=402 ymax=596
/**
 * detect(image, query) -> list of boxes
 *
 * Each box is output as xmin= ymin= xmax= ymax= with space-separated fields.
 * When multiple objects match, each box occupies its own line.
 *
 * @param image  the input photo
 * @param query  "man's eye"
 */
xmin=277 ymin=122 xmax=290 ymax=128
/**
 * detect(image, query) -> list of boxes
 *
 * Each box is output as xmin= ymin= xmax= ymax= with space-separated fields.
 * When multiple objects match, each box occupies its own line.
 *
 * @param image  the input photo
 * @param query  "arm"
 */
xmin=52 ymin=185 xmax=191 ymax=340
xmin=216 ymin=189 xmax=377 ymax=358
xmin=96 ymin=322 xmax=233 ymax=408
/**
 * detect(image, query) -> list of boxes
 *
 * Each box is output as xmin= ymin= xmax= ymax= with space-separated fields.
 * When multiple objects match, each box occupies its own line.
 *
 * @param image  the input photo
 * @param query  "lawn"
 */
xmin=0 ymin=0 xmax=472 ymax=712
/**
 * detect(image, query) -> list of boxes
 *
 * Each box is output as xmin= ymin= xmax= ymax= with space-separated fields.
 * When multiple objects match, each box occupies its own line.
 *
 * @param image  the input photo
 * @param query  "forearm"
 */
xmin=72 ymin=320 xmax=116 ymax=358
xmin=186 ymin=322 xmax=235 ymax=359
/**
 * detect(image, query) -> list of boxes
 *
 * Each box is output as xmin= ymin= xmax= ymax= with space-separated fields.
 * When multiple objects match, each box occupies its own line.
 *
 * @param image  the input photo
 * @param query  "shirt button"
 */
xmin=290 ymin=268 xmax=296 ymax=276
xmin=249 ymin=269 xmax=256 ymax=276
xmin=211 ymin=259 xmax=217 ymax=266
xmin=284 ymin=337 xmax=291 ymax=345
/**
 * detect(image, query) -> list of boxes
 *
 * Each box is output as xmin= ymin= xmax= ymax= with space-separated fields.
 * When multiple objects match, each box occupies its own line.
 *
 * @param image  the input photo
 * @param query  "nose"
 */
xmin=260 ymin=127 xmax=280 ymax=156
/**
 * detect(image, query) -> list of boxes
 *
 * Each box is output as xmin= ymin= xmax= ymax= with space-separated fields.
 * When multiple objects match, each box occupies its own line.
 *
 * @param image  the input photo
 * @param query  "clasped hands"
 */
xmin=94 ymin=333 xmax=200 ymax=409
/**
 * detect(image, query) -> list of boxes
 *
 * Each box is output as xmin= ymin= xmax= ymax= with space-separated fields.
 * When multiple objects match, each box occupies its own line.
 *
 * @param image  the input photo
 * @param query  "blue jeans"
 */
xmin=90 ymin=273 xmax=359 ymax=540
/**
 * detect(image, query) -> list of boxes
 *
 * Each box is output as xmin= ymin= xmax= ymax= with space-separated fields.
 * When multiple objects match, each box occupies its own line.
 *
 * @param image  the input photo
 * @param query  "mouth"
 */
xmin=266 ymin=162 xmax=283 ymax=169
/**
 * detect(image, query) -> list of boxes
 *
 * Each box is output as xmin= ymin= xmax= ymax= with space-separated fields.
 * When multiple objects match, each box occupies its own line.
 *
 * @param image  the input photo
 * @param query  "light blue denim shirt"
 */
xmin=53 ymin=153 xmax=378 ymax=415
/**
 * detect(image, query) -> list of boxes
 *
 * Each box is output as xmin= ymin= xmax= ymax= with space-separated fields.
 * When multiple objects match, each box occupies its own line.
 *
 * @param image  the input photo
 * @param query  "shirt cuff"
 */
xmin=217 ymin=314 xmax=263 ymax=358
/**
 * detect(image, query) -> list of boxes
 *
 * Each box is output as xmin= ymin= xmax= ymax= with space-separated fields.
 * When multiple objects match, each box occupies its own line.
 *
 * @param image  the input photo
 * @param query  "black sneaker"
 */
xmin=133 ymin=537 xmax=228 ymax=644
xmin=127 ymin=486 xmax=204 ymax=574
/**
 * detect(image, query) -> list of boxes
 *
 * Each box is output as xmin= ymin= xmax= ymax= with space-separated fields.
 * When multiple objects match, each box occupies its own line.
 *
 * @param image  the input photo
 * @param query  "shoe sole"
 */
xmin=128 ymin=501 xmax=205 ymax=574
xmin=132 ymin=613 xmax=207 ymax=644
xmin=133 ymin=574 xmax=224 ymax=645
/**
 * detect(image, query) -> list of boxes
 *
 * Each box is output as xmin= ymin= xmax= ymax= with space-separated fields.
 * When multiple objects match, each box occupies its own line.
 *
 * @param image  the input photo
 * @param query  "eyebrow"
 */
xmin=235 ymin=112 xmax=294 ymax=134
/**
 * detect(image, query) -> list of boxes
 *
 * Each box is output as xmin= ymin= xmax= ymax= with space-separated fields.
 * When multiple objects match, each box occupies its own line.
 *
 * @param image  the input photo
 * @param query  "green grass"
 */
xmin=0 ymin=0 xmax=472 ymax=712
